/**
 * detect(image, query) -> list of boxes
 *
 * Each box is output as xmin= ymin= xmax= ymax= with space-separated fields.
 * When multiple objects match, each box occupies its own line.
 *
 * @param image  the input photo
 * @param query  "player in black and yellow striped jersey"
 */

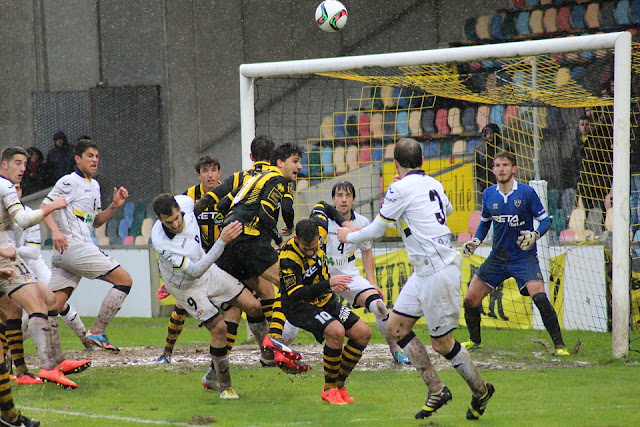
xmin=156 ymin=155 xmax=226 ymax=364
xmin=278 ymin=218 xmax=371 ymax=404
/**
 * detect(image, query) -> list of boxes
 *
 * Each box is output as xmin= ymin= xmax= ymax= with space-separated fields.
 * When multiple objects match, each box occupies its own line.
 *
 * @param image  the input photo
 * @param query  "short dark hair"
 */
xmin=26 ymin=147 xmax=44 ymax=161
xmin=251 ymin=136 xmax=275 ymax=162
xmin=296 ymin=219 xmax=319 ymax=245
xmin=152 ymin=193 xmax=180 ymax=217
xmin=394 ymin=138 xmax=422 ymax=169
xmin=1 ymin=147 xmax=28 ymax=163
xmin=482 ymin=123 xmax=500 ymax=136
xmin=578 ymin=115 xmax=591 ymax=122
xmin=194 ymin=154 xmax=220 ymax=174
xmin=493 ymin=150 xmax=517 ymax=167
xmin=270 ymin=142 xmax=302 ymax=166
xmin=75 ymin=139 xmax=98 ymax=157
xmin=332 ymin=181 xmax=356 ymax=199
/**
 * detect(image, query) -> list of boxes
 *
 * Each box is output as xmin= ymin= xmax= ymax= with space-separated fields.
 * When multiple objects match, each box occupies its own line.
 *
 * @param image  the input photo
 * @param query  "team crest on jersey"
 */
xmin=514 ymin=200 xmax=522 ymax=208
xmin=492 ymin=203 xmax=499 ymax=210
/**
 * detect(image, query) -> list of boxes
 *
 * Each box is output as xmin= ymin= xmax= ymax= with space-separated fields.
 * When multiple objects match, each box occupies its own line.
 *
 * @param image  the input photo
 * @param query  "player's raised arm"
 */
xmin=93 ymin=186 xmax=129 ymax=227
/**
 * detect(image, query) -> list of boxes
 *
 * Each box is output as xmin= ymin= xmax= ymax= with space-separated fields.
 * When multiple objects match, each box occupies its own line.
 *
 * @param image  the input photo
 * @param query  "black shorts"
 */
xmin=216 ymin=238 xmax=278 ymax=282
xmin=284 ymin=295 xmax=360 ymax=343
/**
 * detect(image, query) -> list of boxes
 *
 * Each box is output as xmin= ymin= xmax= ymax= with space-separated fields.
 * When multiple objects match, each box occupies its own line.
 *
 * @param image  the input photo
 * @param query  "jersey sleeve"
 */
xmin=0 ymin=181 xmax=23 ymax=216
xmin=356 ymin=216 xmax=373 ymax=251
xmin=378 ymin=182 xmax=406 ymax=224
xmin=43 ymin=176 xmax=74 ymax=205
xmin=281 ymin=183 xmax=295 ymax=230
xmin=155 ymin=243 xmax=191 ymax=271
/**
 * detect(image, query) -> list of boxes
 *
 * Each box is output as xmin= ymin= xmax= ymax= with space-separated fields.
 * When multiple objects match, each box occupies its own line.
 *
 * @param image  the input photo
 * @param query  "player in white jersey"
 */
xmin=152 ymin=193 xmax=269 ymax=399
xmin=13 ymin=183 xmax=90 ymax=351
xmin=278 ymin=181 xmax=410 ymax=364
xmin=0 ymin=147 xmax=89 ymax=390
xmin=338 ymin=138 xmax=494 ymax=421
xmin=41 ymin=139 xmax=133 ymax=353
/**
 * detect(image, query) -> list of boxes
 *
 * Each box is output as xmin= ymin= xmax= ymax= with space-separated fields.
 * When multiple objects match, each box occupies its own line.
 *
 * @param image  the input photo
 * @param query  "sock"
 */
xmin=48 ymin=310 xmax=64 ymax=365
xmin=398 ymin=331 xmax=443 ymax=393
xmin=28 ymin=313 xmax=55 ymax=371
xmin=210 ymin=346 xmax=231 ymax=391
xmin=0 ymin=363 xmax=19 ymax=423
xmin=532 ymin=292 xmax=565 ymax=348
xmin=60 ymin=304 xmax=87 ymax=341
xmin=281 ymin=321 xmax=299 ymax=346
xmin=4 ymin=320 xmax=25 ymax=376
xmin=225 ymin=321 xmax=239 ymax=354
xmin=336 ymin=339 xmax=366 ymax=389
xmin=91 ymin=285 xmax=130 ymax=334
xmin=260 ymin=298 xmax=275 ymax=321
xmin=0 ymin=324 xmax=6 ymax=360
xmin=268 ymin=301 xmax=286 ymax=340
xmin=444 ymin=340 xmax=486 ymax=397
xmin=464 ymin=302 xmax=482 ymax=344
xmin=247 ymin=315 xmax=269 ymax=358
xmin=368 ymin=297 xmax=399 ymax=353
xmin=322 ymin=345 xmax=342 ymax=390
xmin=164 ymin=307 xmax=187 ymax=356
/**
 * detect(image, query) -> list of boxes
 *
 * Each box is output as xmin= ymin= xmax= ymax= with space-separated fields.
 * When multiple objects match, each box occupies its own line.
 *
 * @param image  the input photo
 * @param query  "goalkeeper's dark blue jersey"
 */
xmin=475 ymin=180 xmax=550 ymax=262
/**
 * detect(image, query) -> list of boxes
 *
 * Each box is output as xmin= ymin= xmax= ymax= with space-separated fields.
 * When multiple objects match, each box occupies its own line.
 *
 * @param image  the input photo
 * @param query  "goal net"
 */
xmin=240 ymin=33 xmax=638 ymax=357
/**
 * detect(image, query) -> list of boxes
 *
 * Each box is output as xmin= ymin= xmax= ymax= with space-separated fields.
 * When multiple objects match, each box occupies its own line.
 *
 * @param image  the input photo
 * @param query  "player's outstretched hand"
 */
xmin=0 ymin=267 xmax=15 ymax=283
xmin=336 ymin=227 xmax=352 ymax=243
xmin=462 ymin=238 xmax=481 ymax=257
xmin=52 ymin=230 xmax=69 ymax=253
xmin=50 ymin=197 xmax=67 ymax=211
xmin=112 ymin=187 xmax=129 ymax=208
xmin=0 ymin=246 xmax=16 ymax=260
xmin=329 ymin=274 xmax=352 ymax=292
xmin=220 ymin=221 xmax=243 ymax=243
xmin=517 ymin=230 xmax=540 ymax=250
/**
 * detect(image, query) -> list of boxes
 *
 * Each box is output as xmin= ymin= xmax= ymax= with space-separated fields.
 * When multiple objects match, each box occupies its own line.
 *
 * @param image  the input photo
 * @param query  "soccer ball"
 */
xmin=315 ymin=1 xmax=348 ymax=32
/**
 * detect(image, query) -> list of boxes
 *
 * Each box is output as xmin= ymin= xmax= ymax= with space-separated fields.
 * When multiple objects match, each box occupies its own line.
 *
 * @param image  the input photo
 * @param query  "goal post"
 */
xmin=239 ymin=32 xmax=634 ymax=358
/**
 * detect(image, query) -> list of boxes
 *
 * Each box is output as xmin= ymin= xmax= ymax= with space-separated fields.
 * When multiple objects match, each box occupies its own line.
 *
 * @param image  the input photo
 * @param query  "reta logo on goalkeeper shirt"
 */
xmin=493 ymin=215 xmax=524 ymax=227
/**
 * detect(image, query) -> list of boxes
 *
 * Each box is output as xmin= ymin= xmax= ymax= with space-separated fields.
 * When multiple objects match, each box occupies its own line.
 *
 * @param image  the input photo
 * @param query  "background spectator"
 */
xmin=475 ymin=123 xmax=513 ymax=193
xmin=562 ymin=115 xmax=591 ymax=191
xmin=21 ymin=147 xmax=49 ymax=196
xmin=45 ymin=130 xmax=75 ymax=185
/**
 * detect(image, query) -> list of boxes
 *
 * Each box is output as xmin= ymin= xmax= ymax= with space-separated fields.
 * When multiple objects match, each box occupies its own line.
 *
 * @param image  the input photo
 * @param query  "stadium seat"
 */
xmin=516 ymin=11 xmax=531 ymax=36
xmin=123 ymin=201 xmax=135 ymax=227
xmin=631 ymin=0 xmax=640 ymax=23
xmin=299 ymin=147 xmax=310 ymax=177
xmin=600 ymin=1 xmax=617 ymax=29
xmin=123 ymin=235 xmax=134 ymax=245
xmin=435 ymin=109 xmax=450 ymax=135
xmin=539 ymin=0 xmax=550 ymax=5
xmin=586 ymin=208 xmax=604 ymax=235
xmin=475 ymin=15 xmax=492 ymax=40
xmin=584 ymin=3 xmax=600 ymax=29
xmin=543 ymin=8 xmax=558 ymax=33
xmin=604 ymin=208 xmax=613 ymax=232
xmin=141 ymin=217 xmax=154 ymax=242
xmin=476 ymin=106 xmax=490 ymax=131
xmin=333 ymin=114 xmax=346 ymax=140
xmin=513 ymin=0 xmax=526 ymax=8
xmin=457 ymin=232 xmax=472 ymax=242
xmin=106 ymin=218 xmax=119 ymax=243
xmin=423 ymin=141 xmax=438 ymax=157
xmin=504 ymin=105 xmax=519 ymax=124
xmin=118 ymin=218 xmax=130 ymax=241
xmin=383 ymin=111 xmax=396 ymax=141
xmin=396 ymin=111 xmax=409 ymax=137
xmin=502 ymin=12 xmax=517 ymax=40
xmin=561 ymin=188 xmax=577 ymax=213
xmin=466 ymin=138 xmax=483 ymax=154
xmin=408 ymin=110 xmax=423 ymax=137
xmin=98 ymin=236 xmax=110 ymax=246
xmin=559 ymin=229 xmax=576 ymax=243
xmin=615 ymin=0 xmax=631 ymax=25
xmin=524 ymin=0 xmax=539 ymax=6
xmin=468 ymin=210 xmax=482 ymax=234
xmin=321 ymin=145 xmax=334 ymax=175
xmin=370 ymin=112 xmax=384 ymax=141
xmin=421 ymin=109 xmax=436 ymax=135
xmin=134 ymin=235 xmax=148 ymax=245
xmin=346 ymin=114 xmax=359 ymax=139
xmin=95 ymin=223 xmax=107 ymax=240
xmin=447 ymin=107 xmax=463 ymax=134
xmin=384 ymin=143 xmax=395 ymax=160
xmin=529 ymin=9 xmax=545 ymax=35
xmin=464 ymin=17 xmax=479 ymax=42
xmin=551 ymin=208 xmax=568 ymax=237
xmin=346 ymin=145 xmax=358 ymax=172
xmin=462 ymin=107 xmax=476 ymax=133
xmin=320 ymin=116 xmax=334 ymax=140
xmin=489 ymin=105 xmax=505 ymax=129
xmin=490 ymin=14 xmax=504 ymax=40
xmin=307 ymin=143 xmax=322 ymax=177
xmin=452 ymin=139 xmax=466 ymax=156
xmin=570 ymin=4 xmax=587 ymax=29
xmin=556 ymin=6 xmax=572 ymax=31
xmin=371 ymin=144 xmax=384 ymax=162
xmin=359 ymin=144 xmax=371 ymax=166
xmin=358 ymin=113 xmax=371 ymax=140
xmin=439 ymin=140 xmax=452 ymax=156
xmin=547 ymin=188 xmax=560 ymax=214
xmin=333 ymin=145 xmax=346 ymax=175
xmin=380 ymin=86 xmax=396 ymax=109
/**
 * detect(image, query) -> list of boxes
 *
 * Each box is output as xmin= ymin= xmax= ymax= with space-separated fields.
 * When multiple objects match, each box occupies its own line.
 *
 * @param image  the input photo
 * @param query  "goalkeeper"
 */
xmin=462 ymin=151 xmax=569 ymax=356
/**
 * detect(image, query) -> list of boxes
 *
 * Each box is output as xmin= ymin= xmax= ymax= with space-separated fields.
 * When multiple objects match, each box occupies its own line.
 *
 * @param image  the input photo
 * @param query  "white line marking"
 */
xmin=21 ymin=406 xmax=193 ymax=426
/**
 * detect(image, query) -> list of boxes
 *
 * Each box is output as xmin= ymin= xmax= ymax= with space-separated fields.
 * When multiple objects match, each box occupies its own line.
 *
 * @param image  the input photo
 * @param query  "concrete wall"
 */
xmin=0 ymin=0 xmax=508 ymax=193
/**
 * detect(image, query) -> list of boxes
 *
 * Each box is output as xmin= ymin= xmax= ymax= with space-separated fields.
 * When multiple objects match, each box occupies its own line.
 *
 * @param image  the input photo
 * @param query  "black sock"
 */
xmin=532 ymin=292 xmax=565 ymax=348
xmin=464 ymin=302 xmax=482 ymax=343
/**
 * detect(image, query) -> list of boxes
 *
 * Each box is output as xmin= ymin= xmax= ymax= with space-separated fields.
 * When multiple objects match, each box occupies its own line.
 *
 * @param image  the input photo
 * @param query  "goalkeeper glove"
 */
xmin=462 ymin=238 xmax=482 ymax=257
xmin=517 ymin=230 xmax=540 ymax=250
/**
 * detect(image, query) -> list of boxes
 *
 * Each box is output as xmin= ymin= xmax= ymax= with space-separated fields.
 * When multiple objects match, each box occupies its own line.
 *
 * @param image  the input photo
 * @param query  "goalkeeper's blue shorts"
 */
xmin=475 ymin=255 xmax=542 ymax=297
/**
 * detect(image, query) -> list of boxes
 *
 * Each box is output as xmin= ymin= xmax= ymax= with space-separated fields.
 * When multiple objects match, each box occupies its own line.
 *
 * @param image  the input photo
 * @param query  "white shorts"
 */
xmin=0 ymin=255 xmax=37 ymax=296
xmin=27 ymin=258 xmax=51 ymax=285
xmin=393 ymin=263 xmax=461 ymax=338
xmin=49 ymin=242 xmax=120 ymax=292
xmin=165 ymin=264 xmax=245 ymax=323
xmin=336 ymin=274 xmax=376 ymax=307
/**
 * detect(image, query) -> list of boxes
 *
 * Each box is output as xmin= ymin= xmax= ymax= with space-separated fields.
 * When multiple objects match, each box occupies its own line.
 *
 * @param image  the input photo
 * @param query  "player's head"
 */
xmin=153 ymin=193 xmax=184 ymax=234
xmin=294 ymin=218 xmax=320 ymax=258
xmin=332 ymin=181 xmax=355 ymax=216
xmin=492 ymin=150 xmax=517 ymax=184
xmin=194 ymin=154 xmax=222 ymax=192
xmin=53 ymin=130 xmax=68 ymax=148
xmin=0 ymin=147 xmax=28 ymax=184
xmin=482 ymin=123 xmax=500 ymax=142
xmin=250 ymin=136 xmax=275 ymax=162
xmin=578 ymin=115 xmax=591 ymax=137
xmin=394 ymin=138 xmax=423 ymax=170
xmin=74 ymin=139 xmax=99 ymax=177
xmin=270 ymin=143 xmax=302 ymax=182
